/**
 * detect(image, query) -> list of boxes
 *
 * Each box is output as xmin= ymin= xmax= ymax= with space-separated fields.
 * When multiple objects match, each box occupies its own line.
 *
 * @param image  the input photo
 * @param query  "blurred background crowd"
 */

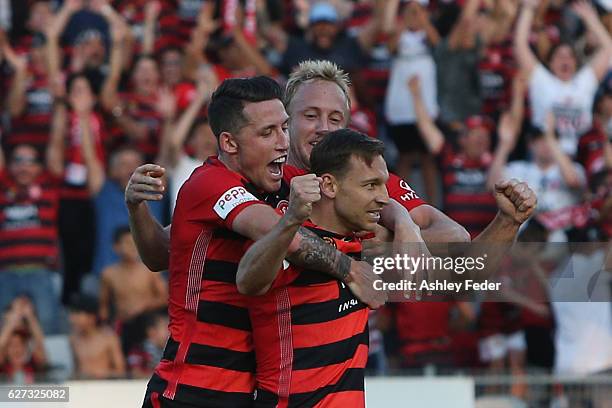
xmin=0 ymin=0 xmax=610 ymax=406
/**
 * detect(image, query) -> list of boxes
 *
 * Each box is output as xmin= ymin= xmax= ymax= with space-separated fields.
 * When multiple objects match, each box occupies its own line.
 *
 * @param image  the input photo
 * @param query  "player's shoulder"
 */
xmin=181 ymin=157 xmax=245 ymax=196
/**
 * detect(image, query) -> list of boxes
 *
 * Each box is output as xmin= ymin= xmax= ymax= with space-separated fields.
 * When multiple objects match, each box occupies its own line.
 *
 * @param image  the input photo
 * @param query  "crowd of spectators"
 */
xmin=0 ymin=0 xmax=610 ymax=404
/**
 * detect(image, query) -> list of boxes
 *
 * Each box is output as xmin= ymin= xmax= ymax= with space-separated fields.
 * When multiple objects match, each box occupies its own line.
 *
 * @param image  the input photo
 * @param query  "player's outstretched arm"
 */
xmin=410 ymin=205 xmax=470 ymax=245
xmin=386 ymin=172 xmax=470 ymax=247
xmin=466 ymin=179 xmax=537 ymax=281
xmin=125 ymin=164 xmax=170 ymax=271
xmin=474 ymin=179 xmax=537 ymax=244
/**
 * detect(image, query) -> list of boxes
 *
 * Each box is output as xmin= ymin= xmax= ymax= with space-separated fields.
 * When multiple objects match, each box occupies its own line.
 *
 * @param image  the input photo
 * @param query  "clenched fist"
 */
xmin=125 ymin=164 xmax=166 ymax=208
xmin=286 ymin=174 xmax=322 ymax=224
xmin=494 ymin=179 xmax=537 ymax=225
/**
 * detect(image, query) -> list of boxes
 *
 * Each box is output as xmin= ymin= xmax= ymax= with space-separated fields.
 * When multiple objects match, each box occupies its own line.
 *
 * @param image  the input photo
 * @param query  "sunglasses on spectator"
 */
xmin=11 ymin=156 xmax=39 ymax=165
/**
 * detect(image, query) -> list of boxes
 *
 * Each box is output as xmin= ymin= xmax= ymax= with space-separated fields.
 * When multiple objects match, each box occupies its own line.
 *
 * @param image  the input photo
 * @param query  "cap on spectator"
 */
xmin=464 ymin=115 xmax=493 ymax=132
xmin=309 ymin=2 xmax=339 ymax=25
xmin=73 ymin=28 xmax=103 ymax=46
xmin=68 ymin=294 xmax=99 ymax=315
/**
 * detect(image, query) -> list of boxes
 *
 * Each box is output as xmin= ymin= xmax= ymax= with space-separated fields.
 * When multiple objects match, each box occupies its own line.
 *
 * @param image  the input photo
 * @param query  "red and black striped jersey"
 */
xmin=60 ymin=112 xmax=108 ymax=200
xmin=478 ymin=38 xmax=517 ymax=116
xmin=6 ymin=69 xmax=53 ymax=150
xmin=393 ymin=301 xmax=454 ymax=358
xmin=439 ymin=142 xmax=497 ymax=238
xmin=151 ymin=156 xmax=290 ymax=407
xmin=577 ymin=123 xmax=607 ymax=181
xmin=114 ymin=0 xmax=185 ymax=52
xmin=250 ymin=222 xmax=368 ymax=408
xmin=0 ymin=170 xmax=61 ymax=270
xmin=119 ymin=92 xmax=163 ymax=161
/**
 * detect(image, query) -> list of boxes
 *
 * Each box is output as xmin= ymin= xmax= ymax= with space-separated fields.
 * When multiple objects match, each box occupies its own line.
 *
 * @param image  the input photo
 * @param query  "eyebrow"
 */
xmin=259 ymin=118 xmax=289 ymax=132
xmin=303 ymin=107 xmax=344 ymax=115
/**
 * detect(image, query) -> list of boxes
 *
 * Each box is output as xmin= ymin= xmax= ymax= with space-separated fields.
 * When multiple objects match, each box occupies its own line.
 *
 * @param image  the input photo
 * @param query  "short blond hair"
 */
xmin=284 ymin=60 xmax=351 ymax=114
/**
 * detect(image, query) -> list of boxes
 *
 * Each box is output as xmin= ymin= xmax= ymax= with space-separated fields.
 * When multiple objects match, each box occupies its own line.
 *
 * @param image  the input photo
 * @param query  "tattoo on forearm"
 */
xmin=286 ymin=227 xmax=351 ymax=281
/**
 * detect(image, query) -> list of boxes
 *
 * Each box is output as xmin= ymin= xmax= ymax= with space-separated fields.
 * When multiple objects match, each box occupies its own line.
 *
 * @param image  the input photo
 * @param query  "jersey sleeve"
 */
xmin=386 ymin=172 xmax=426 ymax=211
xmin=180 ymin=168 xmax=266 ymax=229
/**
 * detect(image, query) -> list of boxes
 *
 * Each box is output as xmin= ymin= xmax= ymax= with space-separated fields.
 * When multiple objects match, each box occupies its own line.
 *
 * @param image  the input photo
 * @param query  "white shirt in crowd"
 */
xmin=550 ymin=249 xmax=612 ymax=375
xmin=529 ymin=64 xmax=599 ymax=156
xmin=504 ymin=161 xmax=586 ymax=213
xmin=169 ymin=155 xmax=203 ymax=214
xmin=385 ymin=30 xmax=438 ymax=124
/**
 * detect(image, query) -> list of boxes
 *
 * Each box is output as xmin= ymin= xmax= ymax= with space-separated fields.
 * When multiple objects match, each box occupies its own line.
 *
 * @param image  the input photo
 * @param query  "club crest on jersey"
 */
xmin=276 ymin=200 xmax=289 ymax=213
xmin=214 ymin=186 xmax=259 ymax=219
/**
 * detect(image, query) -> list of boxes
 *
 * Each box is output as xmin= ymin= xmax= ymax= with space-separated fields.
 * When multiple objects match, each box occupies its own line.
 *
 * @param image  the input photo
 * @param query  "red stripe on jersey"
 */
xmin=189 ymin=322 xmax=251 ymax=352
xmin=290 ymin=344 xmax=368 ymax=394
xmin=200 ymin=280 xmax=249 ymax=306
xmin=291 ymin=310 xmax=368 ymax=349
xmin=287 ymin=280 xmax=340 ymax=305
xmin=276 ymin=287 xmax=293 ymax=400
xmin=315 ymin=390 xmax=365 ymax=408
xmin=170 ymin=364 xmax=255 ymax=393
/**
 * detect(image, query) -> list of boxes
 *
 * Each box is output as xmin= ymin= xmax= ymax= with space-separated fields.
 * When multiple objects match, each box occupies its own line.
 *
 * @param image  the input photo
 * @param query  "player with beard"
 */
xmin=243 ymin=130 xmax=393 ymax=407
xmin=240 ymin=129 xmax=537 ymax=407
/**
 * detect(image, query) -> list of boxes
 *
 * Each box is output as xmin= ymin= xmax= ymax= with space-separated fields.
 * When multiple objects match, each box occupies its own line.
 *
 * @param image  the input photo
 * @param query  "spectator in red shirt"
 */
xmin=2 ymin=33 xmax=54 ymax=151
xmin=409 ymin=74 xmax=525 ymax=237
xmin=0 ymin=103 xmax=66 ymax=332
xmin=0 ymin=296 xmax=48 ymax=384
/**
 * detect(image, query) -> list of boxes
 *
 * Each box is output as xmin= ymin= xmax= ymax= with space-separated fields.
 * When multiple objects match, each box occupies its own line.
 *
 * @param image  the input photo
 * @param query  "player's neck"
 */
xmin=309 ymin=202 xmax=352 ymax=236
xmin=218 ymin=154 xmax=238 ymax=172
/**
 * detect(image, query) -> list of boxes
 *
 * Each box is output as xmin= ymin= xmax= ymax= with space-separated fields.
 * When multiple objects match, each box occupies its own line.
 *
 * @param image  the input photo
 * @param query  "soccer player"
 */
xmin=238 ymin=128 xmax=538 ymax=407
xmin=126 ymin=60 xmax=536 ymax=271
xmin=140 ymin=76 xmax=383 ymax=408
xmin=125 ymin=61 xmax=470 ymax=274
xmin=241 ymin=130 xmax=395 ymax=407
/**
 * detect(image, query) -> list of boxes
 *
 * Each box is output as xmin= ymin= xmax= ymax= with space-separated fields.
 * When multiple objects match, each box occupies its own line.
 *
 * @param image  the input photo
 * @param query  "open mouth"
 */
xmin=309 ymin=136 xmax=325 ymax=149
xmin=367 ymin=210 xmax=382 ymax=222
xmin=267 ymin=155 xmax=287 ymax=179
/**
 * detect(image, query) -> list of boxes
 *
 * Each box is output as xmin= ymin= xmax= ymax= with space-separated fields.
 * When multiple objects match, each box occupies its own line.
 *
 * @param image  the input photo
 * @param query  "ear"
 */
xmin=218 ymin=131 xmax=239 ymax=155
xmin=320 ymin=173 xmax=338 ymax=199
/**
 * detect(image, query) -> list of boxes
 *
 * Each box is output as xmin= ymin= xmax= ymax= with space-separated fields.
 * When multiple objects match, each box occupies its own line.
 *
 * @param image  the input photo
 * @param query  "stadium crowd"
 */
xmin=0 ymin=0 xmax=610 ymax=405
